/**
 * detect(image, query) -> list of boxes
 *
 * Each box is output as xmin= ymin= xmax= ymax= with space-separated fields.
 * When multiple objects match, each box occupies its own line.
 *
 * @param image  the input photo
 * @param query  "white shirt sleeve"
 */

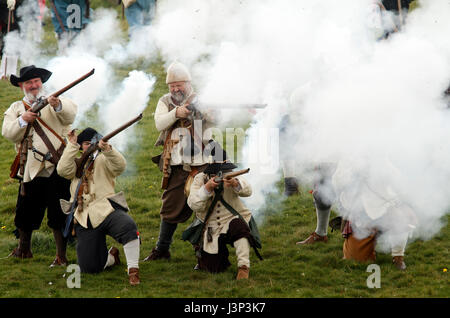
xmin=53 ymin=101 xmax=63 ymax=112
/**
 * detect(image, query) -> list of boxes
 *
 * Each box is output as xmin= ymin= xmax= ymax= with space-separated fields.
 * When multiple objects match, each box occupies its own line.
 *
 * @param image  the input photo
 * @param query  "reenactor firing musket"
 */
xmin=74 ymin=113 xmax=143 ymax=178
xmin=10 ymin=69 xmax=95 ymax=180
xmin=63 ymin=113 xmax=143 ymax=238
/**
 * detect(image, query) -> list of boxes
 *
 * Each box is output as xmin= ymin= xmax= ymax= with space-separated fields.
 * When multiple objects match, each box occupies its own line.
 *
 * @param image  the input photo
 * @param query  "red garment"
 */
xmin=38 ymin=0 xmax=46 ymax=21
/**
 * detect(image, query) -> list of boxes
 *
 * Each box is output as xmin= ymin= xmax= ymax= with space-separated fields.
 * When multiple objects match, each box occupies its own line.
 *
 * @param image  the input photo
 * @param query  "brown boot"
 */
xmin=392 ymin=256 xmax=407 ymax=271
xmin=128 ymin=268 xmax=140 ymax=286
xmin=9 ymin=229 xmax=33 ymax=258
xmin=296 ymin=232 xmax=328 ymax=245
xmin=143 ymin=247 xmax=170 ymax=261
xmin=236 ymin=265 xmax=249 ymax=280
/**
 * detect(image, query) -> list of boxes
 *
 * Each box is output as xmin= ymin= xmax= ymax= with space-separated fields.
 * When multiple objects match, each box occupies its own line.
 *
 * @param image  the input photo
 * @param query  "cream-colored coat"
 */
xmin=187 ymin=172 xmax=252 ymax=254
xmin=56 ymin=142 xmax=128 ymax=229
xmin=154 ymin=93 xmax=214 ymax=170
xmin=2 ymin=97 xmax=77 ymax=182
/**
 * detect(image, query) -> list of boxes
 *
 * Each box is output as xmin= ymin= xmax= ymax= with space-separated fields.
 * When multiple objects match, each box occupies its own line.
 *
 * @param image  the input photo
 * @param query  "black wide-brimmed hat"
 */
xmin=77 ymin=128 xmax=99 ymax=146
xmin=203 ymin=140 xmax=237 ymax=175
xmin=10 ymin=65 xmax=52 ymax=87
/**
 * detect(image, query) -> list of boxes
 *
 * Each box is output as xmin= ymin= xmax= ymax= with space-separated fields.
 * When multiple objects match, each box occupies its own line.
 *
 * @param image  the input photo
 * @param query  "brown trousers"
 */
xmin=160 ymin=165 xmax=206 ymax=224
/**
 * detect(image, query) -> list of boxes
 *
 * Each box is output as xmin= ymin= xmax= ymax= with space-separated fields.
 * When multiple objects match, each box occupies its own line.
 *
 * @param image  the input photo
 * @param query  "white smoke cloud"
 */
xmin=99 ymin=70 xmax=155 ymax=151
xmin=148 ymin=0 xmax=450 ymax=248
xmin=45 ymin=54 xmax=111 ymax=119
xmin=3 ymin=0 xmax=46 ymax=66
xmin=4 ymin=0 xmax=449 ymax=248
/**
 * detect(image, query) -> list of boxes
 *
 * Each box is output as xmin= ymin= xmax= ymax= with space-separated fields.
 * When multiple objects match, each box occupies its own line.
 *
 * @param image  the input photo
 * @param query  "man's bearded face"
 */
xmin=169 ymin=81 xmax=190 ymax=104
xmin=19 ymin=77 xmax=44 ymax=101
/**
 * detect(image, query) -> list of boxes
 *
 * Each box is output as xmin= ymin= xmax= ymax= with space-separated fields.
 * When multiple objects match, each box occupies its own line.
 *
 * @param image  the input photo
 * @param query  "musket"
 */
xmin=187 ymin=102 xmax=267 ymax=114
xmin=63 ymin=158 xmax=94 ymax=238
xmin=30 ymin=68 xmax=95 ymax=114
xmin=213 ymin=168 xmax=250 ymax=183
xmin=75 ymin=113 xmax=143 ymax=178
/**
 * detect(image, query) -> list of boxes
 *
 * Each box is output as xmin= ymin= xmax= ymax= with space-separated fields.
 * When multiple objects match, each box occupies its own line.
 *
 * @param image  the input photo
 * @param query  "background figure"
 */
xmin=279 ymin=83 xmax=312 ymax=197
xmin=382 ymin=0 xmax=414 ymax=15
xmin=333 ymin=157 xmax=417 ymax=270
xmin=122 ymin=0 xmax=156 ymax=36
xmin=49 ymin=0 xmax=91 ymax=50
xmin=444 ymin=84 xmax=450 ymax=108
xmin=279 ymin=115 xmax=298 ymax=196
xmin=296 ymin=164 xmax=336 ymax=245
xmin=367 ymin=0 xmax=414 ymax=41
xmin=0 ymin=0 xmax=21 ymax=56
xmin=37 ymin=0 xmax=46 ymax=22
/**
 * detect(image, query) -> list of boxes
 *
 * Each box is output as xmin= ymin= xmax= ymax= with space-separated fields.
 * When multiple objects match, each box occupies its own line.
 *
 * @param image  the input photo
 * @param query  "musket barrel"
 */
xmin=31 ymin=68 xmax=95 ymax=113
xmin=199 ymin=103 xmax=267 ymax=109
xmin=51 ymin=68 xmax=95 ymax=97
xmin=214 ymin=168 xmax=250 ymax=182
xmin=223 ymin=168 xmax=250 ymax=179
xmin=102 ymin=113 xmax=143 ymax=142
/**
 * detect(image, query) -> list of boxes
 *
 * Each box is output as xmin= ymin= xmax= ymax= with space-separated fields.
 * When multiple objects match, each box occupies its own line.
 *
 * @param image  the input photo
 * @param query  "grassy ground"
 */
xmin=0 ymin=0 xmax=448 ymax=298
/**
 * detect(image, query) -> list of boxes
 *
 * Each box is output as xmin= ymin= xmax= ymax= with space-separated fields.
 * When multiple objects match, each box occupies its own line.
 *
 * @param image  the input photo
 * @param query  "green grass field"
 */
xmin=0 ymin=0 xmax=448 ymax=299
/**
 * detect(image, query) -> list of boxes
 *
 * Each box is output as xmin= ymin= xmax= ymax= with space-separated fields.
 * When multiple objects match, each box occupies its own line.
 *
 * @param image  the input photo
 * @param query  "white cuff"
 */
xmin=18 ymin=116 xmax=29 ymax=128
xmin=54 ymin=101 xmax=62 ymax=112
xmin=233 ymin=181 xmax=242 ymax=193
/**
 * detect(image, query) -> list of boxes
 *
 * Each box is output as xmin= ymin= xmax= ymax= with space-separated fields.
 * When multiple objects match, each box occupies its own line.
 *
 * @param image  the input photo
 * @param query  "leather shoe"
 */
xmin=143 ymin=247 xmax=170 ymax=261
xmin=392 ymin=256 xmax=407 ymax=270
xmin=296 ymin=232 xmax=328 ymax=245
xmin=49 ymin=255 xmax=68 ymax=268
xmin=128 ymin=268 xmax=140 ymax=286
xmin=9 ymin=247 xmax=33 ymax=259
xmin=236 ymin=265 xmax=249 ymax=280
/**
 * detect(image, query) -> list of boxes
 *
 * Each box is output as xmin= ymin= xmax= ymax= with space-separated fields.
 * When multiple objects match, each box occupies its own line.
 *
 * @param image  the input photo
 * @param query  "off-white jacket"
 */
xmin=2 ymin=97 xmax=77 ymax=182
xmin=57 ymin=142 xmax=128 ymax=229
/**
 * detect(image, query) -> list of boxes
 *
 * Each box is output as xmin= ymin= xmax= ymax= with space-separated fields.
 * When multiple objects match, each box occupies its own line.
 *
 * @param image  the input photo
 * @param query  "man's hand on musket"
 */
xmin=68 ymin=129 xmax=78 ymax=145
xmin=175 ymin=105 xmax=191 ymax=119
xmin=98 ymin=139 xmax=112 ymax=152
xmin=47 ymin=96 xmax=62 ymax=109
xmin=223 ymin=177 xmax=240 ymax=189
xmin=21 ymin=109 xmax=38 ymax=123
xmin=205 ymin=177 xmax=220 ymax=193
